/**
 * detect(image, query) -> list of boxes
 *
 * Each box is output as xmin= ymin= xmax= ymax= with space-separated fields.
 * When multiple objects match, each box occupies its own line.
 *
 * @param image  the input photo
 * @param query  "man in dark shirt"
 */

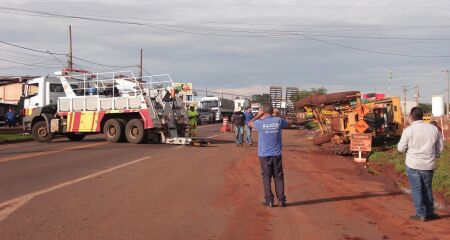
xmin=231 ymin=108 xmax=245 ymax=147
xmin=244 ymin=106 xmax=254 ymax=145
xmin=249 ymin=104 xmax=289 ymax=207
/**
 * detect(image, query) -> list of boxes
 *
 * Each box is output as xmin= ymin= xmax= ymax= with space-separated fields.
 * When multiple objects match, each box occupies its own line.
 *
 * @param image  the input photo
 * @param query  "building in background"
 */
xmin=432 ymin=95 xmax=445 ymax=117
xmin=362 ymin=93 xmax=385 ymax=101
xmin=0 ymin=76 xmax=38 ymax=125
xmin=234 ymin=98 xmax=250 ymax=111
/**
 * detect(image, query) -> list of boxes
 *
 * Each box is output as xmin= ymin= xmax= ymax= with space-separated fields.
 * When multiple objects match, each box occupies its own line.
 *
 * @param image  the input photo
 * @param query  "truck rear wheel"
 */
xmin=66 ymin=133 xmax=86 ymax=141
xmin=103 ymin=119 xmax=125 ymax=143
xmin=125 ymin=119 xmax=146 ymax=144
xmin=32 ymin=121 xmax=54 ymax=143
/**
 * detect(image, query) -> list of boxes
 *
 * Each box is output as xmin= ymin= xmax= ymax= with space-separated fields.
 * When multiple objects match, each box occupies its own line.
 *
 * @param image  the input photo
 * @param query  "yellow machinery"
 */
xmin=297 ymin=91 xmax=404 ymax=155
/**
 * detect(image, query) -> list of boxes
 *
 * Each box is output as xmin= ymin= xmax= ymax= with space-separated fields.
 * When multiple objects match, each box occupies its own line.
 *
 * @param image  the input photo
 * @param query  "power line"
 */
xmin=194 ymin=89 xmax=251 ymax=98
xmin=3 ymin=6 xmax=450 ymax=59
xmin=4 ymin=6 xmax=450 ymax=39
xmin=0 ymin=40 xmax=66 ymax=55
xmin=0 ymin=39 xmax=136 ymax=68
xmin=2 ymin=6 xmax=450 ymax=58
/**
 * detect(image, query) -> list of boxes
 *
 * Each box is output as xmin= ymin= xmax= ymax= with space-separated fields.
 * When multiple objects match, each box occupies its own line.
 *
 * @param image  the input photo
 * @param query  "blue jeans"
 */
xmin=234 ymin=126 xmax=244 ymax=145
xmin=244 ymin=125 xmax=252 ymax=144
xmin=406 ymin=166 xmax=435 ymax=217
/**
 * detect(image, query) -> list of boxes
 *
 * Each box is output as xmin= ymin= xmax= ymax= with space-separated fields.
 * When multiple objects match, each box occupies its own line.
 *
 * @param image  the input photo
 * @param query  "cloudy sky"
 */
xmin=0 ymin=0 xmax=450 ymax=102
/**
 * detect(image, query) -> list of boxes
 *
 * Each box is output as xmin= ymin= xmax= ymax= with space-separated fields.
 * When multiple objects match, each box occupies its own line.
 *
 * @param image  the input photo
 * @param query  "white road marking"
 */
xmin=0 ymin=156 xmax=151 ymax=222
xmin=173 ymin=146 xmax=185 ymax=149
xmin=207 ymin=135 xmax=218 ymax=139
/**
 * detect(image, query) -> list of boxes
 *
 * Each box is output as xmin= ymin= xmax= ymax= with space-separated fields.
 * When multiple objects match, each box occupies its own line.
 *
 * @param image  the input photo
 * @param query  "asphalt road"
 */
xmin=0 ymin=124 xmax=449 ymax=240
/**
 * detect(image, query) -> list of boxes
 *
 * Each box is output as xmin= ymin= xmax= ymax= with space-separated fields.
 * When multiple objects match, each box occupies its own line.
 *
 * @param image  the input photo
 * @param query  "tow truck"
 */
xmin=20 ymin=69 xmax=200 ymax=145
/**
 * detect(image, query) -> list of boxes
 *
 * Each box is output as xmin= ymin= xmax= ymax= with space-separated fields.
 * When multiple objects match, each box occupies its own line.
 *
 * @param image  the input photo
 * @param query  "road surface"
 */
xmin=0 ymin=124 xmax=448 ymax=240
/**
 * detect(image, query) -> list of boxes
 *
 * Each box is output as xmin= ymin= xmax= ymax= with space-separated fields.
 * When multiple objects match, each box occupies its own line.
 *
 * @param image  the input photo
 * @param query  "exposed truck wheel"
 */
xmin=312 ymin=134 xmax=333 ymax=146
xmin=66 ymin=133 xmax=85 ymax=141
xmin=333 ymin=144 xmax=351 ymax=156
xmin=125 ymin=119 xmax=146 ymax=144
xmin=103 ymin=119 xmax=125 ymax=143
xmin=32 ymin=121 xmax=54 ymax=143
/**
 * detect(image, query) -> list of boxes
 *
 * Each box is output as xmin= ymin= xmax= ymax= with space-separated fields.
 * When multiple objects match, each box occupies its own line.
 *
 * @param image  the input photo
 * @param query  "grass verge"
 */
xmin=0 ymin=133 xmax=32 ymax=143
xmin=368 ymin=142 xmax=450 ymax=198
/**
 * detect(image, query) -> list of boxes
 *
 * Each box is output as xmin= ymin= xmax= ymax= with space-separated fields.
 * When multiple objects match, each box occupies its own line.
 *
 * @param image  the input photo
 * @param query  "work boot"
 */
xmin=409 ymin=215 xmax=427 ymax=222
xmin=261 ymin=201 xmax=274 ymax=207
xmin=427 ymin=213 xmax=440 ymax=220
xmin=278 ymin=201 xmax=286 ymax=208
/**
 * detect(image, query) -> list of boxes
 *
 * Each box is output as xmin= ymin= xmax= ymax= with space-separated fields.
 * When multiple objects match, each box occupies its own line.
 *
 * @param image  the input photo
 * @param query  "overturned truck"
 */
xmin=296 ymin=91 xmax=404 ymax=155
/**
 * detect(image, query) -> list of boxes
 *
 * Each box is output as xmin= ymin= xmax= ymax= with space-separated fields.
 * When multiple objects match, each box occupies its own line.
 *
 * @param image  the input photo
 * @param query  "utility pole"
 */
xmin=139 ymin=49 xmax=143 ymax=79
xmin=205 ymin=87 xmax=208 ymax=97
xmin=401 ymin=85 xmax=408 ymax=124
xmin=68 ymin=25 xmax=73 ymax=70
xmin=442 ymin=69 xmax=450 ymax=118
xmin=414 ymin=86 xmax=420 ymax=106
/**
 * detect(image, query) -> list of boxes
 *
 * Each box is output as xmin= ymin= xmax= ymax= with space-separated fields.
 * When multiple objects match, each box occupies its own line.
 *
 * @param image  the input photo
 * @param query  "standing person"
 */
xmin=249 ymin=104 xmax=289 ymax=207
xmin=231 ymin=107 xmax=245 ymax=146
xmin=187 ymin=105 xmax=199 ymax=137
xmin=244 ymin=106 xmax=254 ymax=145
xmin=5 ymin=108 xmax=16 ymax=128
xmin=398 ymin=107 xmax=444 ymax=222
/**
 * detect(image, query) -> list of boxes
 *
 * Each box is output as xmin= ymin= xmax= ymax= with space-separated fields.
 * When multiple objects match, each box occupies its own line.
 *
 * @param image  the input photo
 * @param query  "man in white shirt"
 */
xmin=398 ymin=107 xmax=444 ymax=222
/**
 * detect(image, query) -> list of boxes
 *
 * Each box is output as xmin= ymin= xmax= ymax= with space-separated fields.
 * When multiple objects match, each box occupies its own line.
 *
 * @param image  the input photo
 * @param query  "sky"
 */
xmin=0 ymin=0 xmax=450 ymax=102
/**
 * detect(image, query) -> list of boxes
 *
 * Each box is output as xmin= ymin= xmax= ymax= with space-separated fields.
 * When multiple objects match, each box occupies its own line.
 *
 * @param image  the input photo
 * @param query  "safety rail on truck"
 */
xmin=22 ymin=71 xmax=191 ymax=145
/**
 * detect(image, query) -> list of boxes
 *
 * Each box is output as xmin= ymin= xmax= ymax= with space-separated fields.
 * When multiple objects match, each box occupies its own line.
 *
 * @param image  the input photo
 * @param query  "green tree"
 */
xmin=418 ymin=103 xmax=432 ymax=114
xmin=295 ymin=87 xmax=328 ymax=101
xmin=251 ymin=93 xmax=271 ymax=105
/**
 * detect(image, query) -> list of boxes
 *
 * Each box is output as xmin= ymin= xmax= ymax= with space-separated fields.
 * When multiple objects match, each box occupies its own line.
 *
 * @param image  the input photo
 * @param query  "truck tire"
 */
xmin=103 ymin=119 xmax=125 ymax=143
xmin=32 ymin=121 xmax=55 ymax=143
xmin=333 ymin=144 xmax=351 ymax=156
xmin=125 ymin=119 xmax=146 ymax=144
xmin=66 ymin=133 xmax=85 ymax=141
xmin=312 ymin=134 xmax=333 ymax=146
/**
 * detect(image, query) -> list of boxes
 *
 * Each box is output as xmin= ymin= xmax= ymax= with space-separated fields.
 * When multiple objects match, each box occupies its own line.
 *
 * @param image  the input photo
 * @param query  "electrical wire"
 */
xmin=0 ymin=40 xmax=137 ymax=68
xmin=2 ymin=6 xmax=450 ymax=58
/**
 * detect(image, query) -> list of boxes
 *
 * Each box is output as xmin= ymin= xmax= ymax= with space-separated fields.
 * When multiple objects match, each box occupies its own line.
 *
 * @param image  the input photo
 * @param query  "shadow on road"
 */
xmin=211 ymin=139 xmax=237 ymax=144
xmin=288 ymin=191 xmax=405 ymax=207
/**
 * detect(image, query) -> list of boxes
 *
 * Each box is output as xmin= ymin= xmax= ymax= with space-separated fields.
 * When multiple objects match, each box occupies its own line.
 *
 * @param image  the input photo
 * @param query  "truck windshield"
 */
xmin=202 ymin=101 xmax=218 ymax=108
xmin=27 ymin=83 xmax=39 ymax=96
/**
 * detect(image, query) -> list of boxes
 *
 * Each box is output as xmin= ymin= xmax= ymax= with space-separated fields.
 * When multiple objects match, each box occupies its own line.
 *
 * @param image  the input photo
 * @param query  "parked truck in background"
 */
xmin=251 ymin=103 xmax=261 ymax=115
xmin=234 ymin=98 xmax=250 ymax=111
xmin=20 ymin=70 xmax=191 ymax=145
xmin=200 ymin=96 xmax=234 ymax=122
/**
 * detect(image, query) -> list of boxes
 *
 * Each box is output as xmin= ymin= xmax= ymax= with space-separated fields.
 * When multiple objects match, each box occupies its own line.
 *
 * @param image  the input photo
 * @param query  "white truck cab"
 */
xmin=23 ymin=77 xmax=68 ymax=109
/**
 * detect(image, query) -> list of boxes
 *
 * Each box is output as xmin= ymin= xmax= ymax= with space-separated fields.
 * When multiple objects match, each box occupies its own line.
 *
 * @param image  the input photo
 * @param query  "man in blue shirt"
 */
xmin=244 ymin=106 xmax=254 ymax=145
xmin=5 ymin=108 xmax=16 ymax=128
xmin=249 ymin=104 xmax=289 ymax=207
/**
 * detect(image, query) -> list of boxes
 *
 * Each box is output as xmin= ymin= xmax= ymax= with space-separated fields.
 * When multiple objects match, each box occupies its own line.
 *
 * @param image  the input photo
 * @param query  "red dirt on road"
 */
xmin=0 ymin=126 xmax=449 ymax=240
xmin=217 ymin=130 xmax=450 ymax=240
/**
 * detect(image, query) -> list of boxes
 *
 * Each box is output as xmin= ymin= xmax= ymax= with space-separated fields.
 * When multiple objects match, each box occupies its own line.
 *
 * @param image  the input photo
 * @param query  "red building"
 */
xmin=362 ymin=93 xmax=385 ymax=100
